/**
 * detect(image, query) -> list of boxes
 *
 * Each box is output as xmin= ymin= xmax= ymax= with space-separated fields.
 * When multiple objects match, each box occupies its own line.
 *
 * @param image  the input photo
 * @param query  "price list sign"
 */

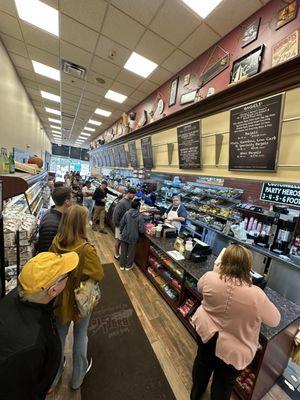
xmin=113 ymin=147 xmax=120 ymax=166
xmin=229 ymin=94 xmax=283 ymax=171
xmin=141 ymin=136 xmax=153 ymax=169
xmin=119 ymin=144 xmax=127 ymax=167
xmin=128 ymin=141 xmax=138 ymax=168
xmin=260 ymin=182 xmax=300 ymax=207
xmin=177 ymin=121 xmax=201 ymax=169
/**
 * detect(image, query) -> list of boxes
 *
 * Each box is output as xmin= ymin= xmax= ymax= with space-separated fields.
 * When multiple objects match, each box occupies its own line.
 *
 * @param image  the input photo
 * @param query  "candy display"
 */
xmin=236 ymin=367 xmax=256 ymax=397
xmin=178 ymin=298 xmax=197 ymax=317
xmin=163 ymin=285 xmax=178 ymax=301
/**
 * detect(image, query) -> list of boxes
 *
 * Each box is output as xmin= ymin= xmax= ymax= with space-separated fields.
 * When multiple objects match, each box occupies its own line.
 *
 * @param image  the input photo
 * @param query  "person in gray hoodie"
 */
xmin=119 ymin=200 xmax=145 ymax=271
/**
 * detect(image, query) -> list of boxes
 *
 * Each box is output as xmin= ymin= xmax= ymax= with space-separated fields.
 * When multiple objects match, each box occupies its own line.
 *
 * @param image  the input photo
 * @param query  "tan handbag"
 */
xmin=74 ymin=243 xmax=101 ymax=318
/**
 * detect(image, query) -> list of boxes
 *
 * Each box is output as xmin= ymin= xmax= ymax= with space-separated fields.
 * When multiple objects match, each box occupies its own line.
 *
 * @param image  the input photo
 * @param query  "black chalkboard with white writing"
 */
xmin=260 ymin=182 xmax=300 ymax=207
xmin=141 ymin=136 xmax=153 ymax=169
xmin=119 ymin=144 xmax=127 ymax=167
xmin=177 ymin=121 xmax=201 ymax=169
xmin=229 ymin=94 xmax=283 ymax=171
xmin=128 ymin=141 xmax=138 ymax=168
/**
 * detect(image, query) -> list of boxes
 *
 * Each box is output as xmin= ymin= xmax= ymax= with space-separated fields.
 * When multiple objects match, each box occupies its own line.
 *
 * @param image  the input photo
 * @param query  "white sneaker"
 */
xmin=114 ymin=254 xmax=120 ymax=260
xmin=120 ymin=266 xmax=125 ymax=271
xmin=125 ymin=265 xmax=134 ymax=271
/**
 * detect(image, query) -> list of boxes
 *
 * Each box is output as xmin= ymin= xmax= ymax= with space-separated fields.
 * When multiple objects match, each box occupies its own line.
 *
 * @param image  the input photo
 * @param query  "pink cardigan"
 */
xmin=191 ymin=271 xmax=281 ymax=370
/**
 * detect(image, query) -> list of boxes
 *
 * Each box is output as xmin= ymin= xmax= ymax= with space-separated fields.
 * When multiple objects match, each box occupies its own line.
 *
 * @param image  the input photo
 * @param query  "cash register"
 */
xmin=161 ymin=223 xmax=177 ymax=238
xmin=190 ymin=238 xmax=212 ymax=262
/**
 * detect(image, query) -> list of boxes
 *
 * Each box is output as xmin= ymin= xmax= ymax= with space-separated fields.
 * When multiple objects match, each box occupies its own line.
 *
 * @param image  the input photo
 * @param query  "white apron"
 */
xmin=167 ymin=206 xmax=182 ymax=232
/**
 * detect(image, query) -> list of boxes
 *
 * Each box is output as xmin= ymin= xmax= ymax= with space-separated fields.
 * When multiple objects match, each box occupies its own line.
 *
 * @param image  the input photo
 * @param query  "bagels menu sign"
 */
xmin=260 ymin=182 xmax=300 ymax=207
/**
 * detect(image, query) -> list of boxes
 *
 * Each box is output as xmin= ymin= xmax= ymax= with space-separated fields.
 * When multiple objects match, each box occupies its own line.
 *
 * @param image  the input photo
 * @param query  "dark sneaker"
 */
xmin=114 ymin=254 xmax=120 ymax=260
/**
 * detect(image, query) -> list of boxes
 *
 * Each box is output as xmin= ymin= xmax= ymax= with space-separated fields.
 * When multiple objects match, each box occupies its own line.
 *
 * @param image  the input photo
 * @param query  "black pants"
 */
xmin=190 ymin=333 xmax=240 ymax=400
xmin=120 ymin=241 xmax=137 ymax=268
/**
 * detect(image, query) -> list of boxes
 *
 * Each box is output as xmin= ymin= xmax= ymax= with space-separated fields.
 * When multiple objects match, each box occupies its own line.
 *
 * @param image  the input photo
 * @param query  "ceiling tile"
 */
xmin=61 ymin=72 xmax=85 ymax=89
xmin=87 ymin=70 xmax=113 ymax=89
xmin=110 ymin=0 xmax=163 ymax=26
xmin=21 ymin=78 xmax=40 ymax=90
xmin=60 ymin=14 xmax=99 ymax=53
xmin=162 ymin=49 xmax=193 ymax=74
xmin=0 ymin=11 xmax=22 ymax=40
xmin=61 ymin=41 xmax=93 ymax=69
xmin=102 ymin=6 xmax=145 ymax=49
xmin=27 ymin=45 xmax=59 ymax=68
xmin=148 ymin=66 xmax=172 ymax=85
xmin=84 ymin=83 xmax=107 ymax=97
xmin=90 ymin=56 xmax=121 ymax=79
xmin=123 ymin=97 xmax=138 ymax=108
xmin=81 ymin=97 xmax=98 ymax=108
xmin=150 ymin=0 xmax=200 ymax=46
xmin=8 ymin=52 xmax=32 ymax=71
xmin=20 ymin=22 xmax=59 ymax=56
xmin=137 ymin=80 xmax=159 ymax=95
xmin=180 ymin=22 xmax=220 ymax=59
xmin=62 ymin=82 xmax=83 ymax=96
xmin=0 ymin=0 xmax=17 ymax=16
xmin=205 ymin=0 xmax=262 ymax=37
xmin=135 ymin=30 xmax=175 ymax=64
xmin=36 ymin=75 xmax=60 ymax=90
xmin=1 ymin=33 xmax=27 ymax=57
xmin=116 ymin=70 xmax=144 ymax=89
xmin=130 ymin=89 xmax=147 ymax=102
xmin=110 ymin=81 xmax=134 ymax=96
xmin=95 ymin=34 xmax=131 ymax=67
xmin=42 ymin=1 xmax=59 ymax=9
xmin=60 ymin=0 xmax=107 ymax=32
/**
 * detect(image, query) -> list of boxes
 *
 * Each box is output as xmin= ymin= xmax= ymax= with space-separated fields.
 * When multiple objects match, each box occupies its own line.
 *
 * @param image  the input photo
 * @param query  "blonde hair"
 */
xmin=219 ymin=244 xmax=252 ymax=286
xmin=56 ymin=204 xmax=88 ymax=247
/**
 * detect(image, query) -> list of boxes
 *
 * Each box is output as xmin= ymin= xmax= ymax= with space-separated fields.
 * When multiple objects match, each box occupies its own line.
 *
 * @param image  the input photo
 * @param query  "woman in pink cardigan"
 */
xmin=190 ymin=244 xmax=280 ymax=400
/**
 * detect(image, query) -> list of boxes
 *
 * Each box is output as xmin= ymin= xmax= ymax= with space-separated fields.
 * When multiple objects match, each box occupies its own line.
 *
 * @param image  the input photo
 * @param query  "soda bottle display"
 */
xmin=9 ymin=152 xmax=15 ymax=174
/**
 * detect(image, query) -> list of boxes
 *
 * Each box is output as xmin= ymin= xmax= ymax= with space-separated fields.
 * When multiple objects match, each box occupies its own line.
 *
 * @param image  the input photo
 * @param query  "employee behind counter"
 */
xmin=163 ymin=194 xmax=188 ymax=233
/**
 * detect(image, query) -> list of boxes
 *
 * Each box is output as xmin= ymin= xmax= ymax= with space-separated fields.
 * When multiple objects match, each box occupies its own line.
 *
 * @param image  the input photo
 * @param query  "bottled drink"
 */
xmin=9 ymin=152 xmax=15 ymax=174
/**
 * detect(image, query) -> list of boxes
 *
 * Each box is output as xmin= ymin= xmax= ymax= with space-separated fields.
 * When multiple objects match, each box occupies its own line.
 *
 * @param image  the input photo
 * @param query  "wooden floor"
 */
xmin=49 ymin=226 xmax=291 ymax=400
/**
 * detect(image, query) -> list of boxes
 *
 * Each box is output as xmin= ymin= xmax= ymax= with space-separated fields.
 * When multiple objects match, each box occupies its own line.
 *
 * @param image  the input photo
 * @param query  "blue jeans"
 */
xmin=83 ymin=198 xmax=94 ymax=219
xmin=52 ymin=314 xmax=91 ymax=389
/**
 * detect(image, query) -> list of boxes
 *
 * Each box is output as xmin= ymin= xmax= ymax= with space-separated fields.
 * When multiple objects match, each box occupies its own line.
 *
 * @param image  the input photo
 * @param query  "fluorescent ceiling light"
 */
xmin=32 ymin=60 xmax=60 ymax=81
xmin=83 ymin=127 xmax=95 ymax=132
xmin=15 ymin=0 xmax=59 ymax=36
xmin=88 ymin=119 xmax=102 ymax=126
xmin=45 ymin=107 xmax=61 ymax=115
xmin=48 ymin=118 xmax=61 ymax=124
xmin=50 ymin=124 xmax=60 ymax=129
xmin=78 ymin=136 xmax=87 ymax=140
xmin=52 ymin=131 xmax=61 ymax=135
xmin=181 ymin=0 xmax=223 ymax=18
xmin=124 ymin=52 xmax=158 ymax=78
xmin=95 ymin=108 xmax=112 ymax=117
xmin=41 ymin=91 xmax=60 ymax=103
xmin=105 ymin=90 xmax=127 ymax=104
xmin=80 ymin=132 xmax=91 ymax=137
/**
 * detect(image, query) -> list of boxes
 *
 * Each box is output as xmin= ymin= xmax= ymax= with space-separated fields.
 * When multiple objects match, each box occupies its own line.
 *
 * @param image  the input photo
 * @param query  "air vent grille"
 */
xmin=62 ymin=60 xmax=87 ymax=80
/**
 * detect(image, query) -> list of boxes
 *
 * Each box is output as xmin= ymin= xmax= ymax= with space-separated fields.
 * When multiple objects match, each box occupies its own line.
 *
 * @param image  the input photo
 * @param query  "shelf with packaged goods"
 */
xmin=145 ymin=268 xmax=179 ymax=309
xmin=0 ymin=171 xmax=47 ymax=201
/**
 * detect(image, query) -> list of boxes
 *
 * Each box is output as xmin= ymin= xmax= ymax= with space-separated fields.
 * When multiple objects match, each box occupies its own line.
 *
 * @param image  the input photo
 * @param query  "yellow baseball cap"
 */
xmin=19 ymin=252 xmax=79 ymax=294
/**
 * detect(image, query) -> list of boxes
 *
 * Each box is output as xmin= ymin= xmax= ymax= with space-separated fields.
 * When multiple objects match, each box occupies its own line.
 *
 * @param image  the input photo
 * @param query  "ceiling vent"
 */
xmin=62 ymin=60 xmax=87 ymax=80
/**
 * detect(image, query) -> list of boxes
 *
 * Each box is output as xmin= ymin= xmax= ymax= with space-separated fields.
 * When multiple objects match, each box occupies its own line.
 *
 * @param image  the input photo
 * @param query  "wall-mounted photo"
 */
xmin=168 ymin=77 xmax=179 ymax=107
xmin=275 ymin=0 xmax=298 ymax=30
xmin=230 ymin=45 xmax=264 ymax=84
xmin=272 ymin=30 xmax=299 ymax=66
xmin=180 ymin=90 xmax=197 ymax=105
xmin=241 ymin=18 xmax=261 ymax=47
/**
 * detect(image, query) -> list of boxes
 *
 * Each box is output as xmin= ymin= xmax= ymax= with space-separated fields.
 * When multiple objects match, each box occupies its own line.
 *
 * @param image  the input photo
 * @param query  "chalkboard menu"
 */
xmin=81 ymin=149 xmax=89 ymax=161
xmin=128 ymin=141 xmax=138 ymax=168
xmin=109 ymin=148 xmax=115 ymax=166
xmin=260 ymin=182 xmax=300 ymax=207
xmin=141 ymin=136 xmax=153 ymax=169
xmin=177 ymin=121 xmax=201 ymax=169
xmin=113 ymin=147 xmax=121 ymax=166
xmin=229 ymin=94 xmax=283 ymax=171
xmin=52 ymin=144 xmax=70 ymax=157
xmin=119 ymin=144 xmax=127 ymax=167
xmin=70 ymin=146 xmax=81 ymax=160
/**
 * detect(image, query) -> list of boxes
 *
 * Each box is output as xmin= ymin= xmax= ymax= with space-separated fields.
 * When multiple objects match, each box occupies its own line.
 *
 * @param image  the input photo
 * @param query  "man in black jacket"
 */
xmin=0 ymin=251 xmax=79 ymax=400
xmin=92 ymin=180 xmax=111 ymax=234
xmin=37 ymin=187 xmax=71 ymax=253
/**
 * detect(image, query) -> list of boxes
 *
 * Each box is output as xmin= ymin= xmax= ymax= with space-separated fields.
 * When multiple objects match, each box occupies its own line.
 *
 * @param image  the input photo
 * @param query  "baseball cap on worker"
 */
xmin=126 ymin=187 xmax=136 ymax=194
xmin=19 ymin=252 xmax=79 ymax=294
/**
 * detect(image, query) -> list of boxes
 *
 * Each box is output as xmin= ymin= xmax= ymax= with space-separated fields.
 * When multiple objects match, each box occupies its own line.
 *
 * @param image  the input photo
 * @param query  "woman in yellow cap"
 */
xmin=49 ymin=204 xmax=104 ymax=391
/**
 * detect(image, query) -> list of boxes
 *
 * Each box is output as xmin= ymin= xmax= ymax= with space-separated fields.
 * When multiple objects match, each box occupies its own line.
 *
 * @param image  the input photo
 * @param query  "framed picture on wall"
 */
xmin=230 ymin=45 xmax=264 ymax=84
xmin=275 ymin=0 xmax=298 ymax=30
xmin=272 ymin=30 xmax=299 ymax=66
xmin=168 ymin=77 xmax=179 ymax=107
xmin=180 ymin=89 xmax=197 ymax=105
xmin=241 ymin=18 xmax=261 ymax=48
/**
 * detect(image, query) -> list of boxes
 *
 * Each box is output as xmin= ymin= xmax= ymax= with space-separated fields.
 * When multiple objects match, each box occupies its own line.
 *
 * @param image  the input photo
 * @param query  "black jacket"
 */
xmin=0 ymin=289 xmax=61 ymax=400
xmin=119 ymin=209 xmax=145 ymax=244
xmin=37 ymin=207 xmax=62 ymax=253
xmin=93 ymin=187 xmax=108 ymax=206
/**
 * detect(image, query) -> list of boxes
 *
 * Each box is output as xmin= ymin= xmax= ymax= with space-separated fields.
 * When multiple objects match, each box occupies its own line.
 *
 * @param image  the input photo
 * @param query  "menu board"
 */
xmin=113 ymin=147 xmax=120 ymax=166
xmin=70 ymin=146 xmax=81 ymax=160
xmin=177 ymin=121 xmax=201 ymax=169
xmin=108 ymin=148 xmax=115 ymax=166
xmin=141 ymin=136 xmax=153 ymax=169
xmin=52 ymin=144 xmax=70 ymax=157
xmin=260 ymin=182 xmax=300 ymax=207
xmin=229 ymin=94 xmax=283 ymax=171
xmin=80 ymin=149 xmax=89 ymax=161
xmin=119 ymin=144 xmax=127 ymax=167
xmin=128 ymin=141 xmax=138 ymax=168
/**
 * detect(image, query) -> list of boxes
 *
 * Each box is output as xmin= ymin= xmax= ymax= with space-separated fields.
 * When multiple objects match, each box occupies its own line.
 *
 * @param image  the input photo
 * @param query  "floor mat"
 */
xmin=81 ymin=263 xmax=176 ymax=400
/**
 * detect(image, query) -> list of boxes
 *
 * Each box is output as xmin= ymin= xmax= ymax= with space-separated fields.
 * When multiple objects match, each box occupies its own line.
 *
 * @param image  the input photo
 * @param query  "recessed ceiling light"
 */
xmin=78 ymin=136 xmax=87 ymax=139
xmin=48 ymin=118 xmax=61 ymax=124
xmin=46 ymin=107 xmax=61 ymax=115
xmin=15 ymin=0 xmax=59 ymax=36
xmin=124 ymin=52 xmax=158 ymax=78
xmin=95 ymin=108 xmax=112 ymax=117
xmin=32 ymin=61 xmax=60 ymax=81
xmin=50 ymin=124 xmax=60 ymax=129
xmin=181 ymin=0 xmax=223 ymax=18
xmin=41 ymin=91 xmax=60 ymax=103
xmin=105 ymin=89 xmax=127 ymax=104
xmin=88 ymin=119 xmax=102 ymax=126
xmin=52 ymin=131 xmax=61 ymax=135
xmin=80 ymin=132 xmax=91 ymax=137
xmin=83 ymin=127 xmax=95 ymax=132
